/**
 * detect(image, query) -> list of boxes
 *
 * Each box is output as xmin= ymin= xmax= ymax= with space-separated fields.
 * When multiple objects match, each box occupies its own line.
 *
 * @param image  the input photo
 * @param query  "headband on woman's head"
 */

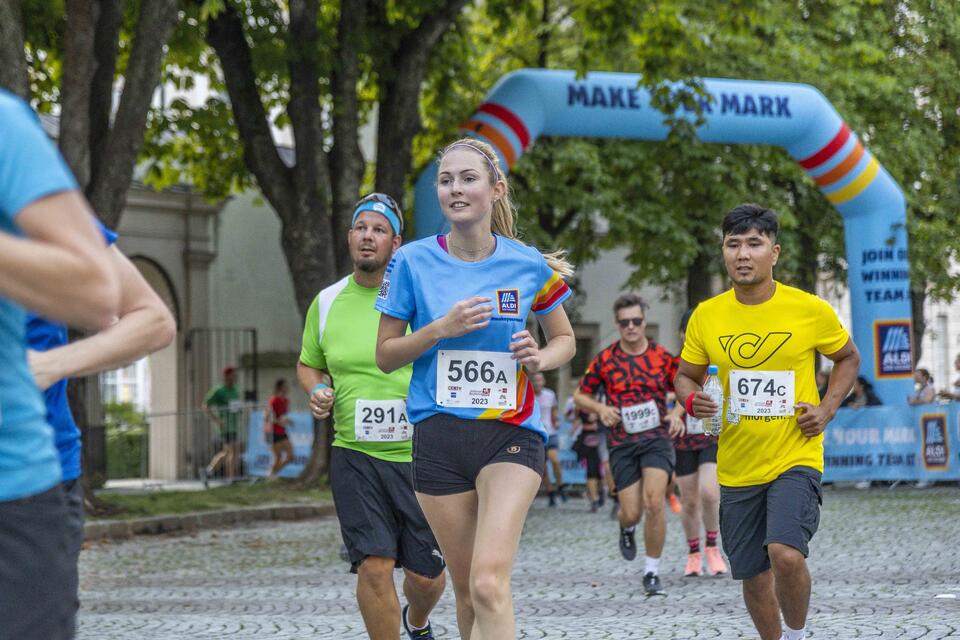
xmin=444 ymin=142 xmax=500 ymax=178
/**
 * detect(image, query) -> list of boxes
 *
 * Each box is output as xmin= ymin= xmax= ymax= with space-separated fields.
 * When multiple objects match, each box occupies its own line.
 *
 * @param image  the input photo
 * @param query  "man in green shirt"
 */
xmin=202 ymin=365 xmax=242 ymax=483
xmin=298 ymin=193 xmax=445 ymax=640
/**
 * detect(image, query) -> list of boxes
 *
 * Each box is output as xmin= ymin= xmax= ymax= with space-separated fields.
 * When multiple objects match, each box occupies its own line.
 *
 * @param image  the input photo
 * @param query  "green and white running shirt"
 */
xmin=299 ymin=275 xmax=413 ymax=462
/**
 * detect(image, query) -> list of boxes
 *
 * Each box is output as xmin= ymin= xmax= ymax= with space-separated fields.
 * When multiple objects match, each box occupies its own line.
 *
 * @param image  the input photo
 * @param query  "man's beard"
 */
xmin=355 ymin=254 xmax=388 ymax=273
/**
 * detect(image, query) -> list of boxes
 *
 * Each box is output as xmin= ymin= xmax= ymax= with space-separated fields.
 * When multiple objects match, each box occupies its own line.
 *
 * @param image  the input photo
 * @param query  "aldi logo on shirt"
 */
xmin=497 ymin=289 xmax=520 ymax=316
xmin=874 ymin=320 xmax=913 ymax=378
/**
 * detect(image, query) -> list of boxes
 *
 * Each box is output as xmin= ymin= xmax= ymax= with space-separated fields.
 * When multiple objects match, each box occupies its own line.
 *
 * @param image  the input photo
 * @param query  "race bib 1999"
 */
xmin=621 ymin=399 xmax=661 ymax=434
xmin=436 ymin=350 xmax=517 ymax=410
xmin=354 ymin=399 xmax=412 ymax=441
xmin=729 ymin=370 xmax=795 ymax=417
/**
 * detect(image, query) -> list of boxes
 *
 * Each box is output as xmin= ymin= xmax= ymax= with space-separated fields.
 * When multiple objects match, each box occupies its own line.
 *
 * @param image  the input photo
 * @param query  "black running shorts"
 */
xmin=719 ymin=465 xmax=823 ymax=580
xmin=330 ymin=446 xmax=445 ymax=578
xmin=412 ymin=413 xmax=545 ymax=495
xmin=608 ymin=437 xmax=675 ymax=490
xmin=675 ymin=444 xmax=718 ymax=477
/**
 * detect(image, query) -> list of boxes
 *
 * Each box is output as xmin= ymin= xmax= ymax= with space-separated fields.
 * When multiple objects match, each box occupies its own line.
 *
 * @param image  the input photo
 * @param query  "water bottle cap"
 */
xmin=707 ymin=365 xmax=719 ymax=375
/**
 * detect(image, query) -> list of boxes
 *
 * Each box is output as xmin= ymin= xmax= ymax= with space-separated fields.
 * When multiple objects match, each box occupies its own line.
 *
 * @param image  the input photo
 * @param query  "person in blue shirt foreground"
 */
xmin=0 ymin=89 xmax=121 ymax=639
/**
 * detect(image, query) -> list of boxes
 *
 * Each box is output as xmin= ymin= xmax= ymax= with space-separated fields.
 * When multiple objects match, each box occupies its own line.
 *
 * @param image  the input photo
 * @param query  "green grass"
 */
xmin=92 ymin=481 xmax=331 ymax=520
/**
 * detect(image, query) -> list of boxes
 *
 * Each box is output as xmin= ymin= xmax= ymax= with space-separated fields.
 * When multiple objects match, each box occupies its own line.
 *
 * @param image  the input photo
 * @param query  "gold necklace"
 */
xmin=449 ymin=236 xmax=495 ymax=261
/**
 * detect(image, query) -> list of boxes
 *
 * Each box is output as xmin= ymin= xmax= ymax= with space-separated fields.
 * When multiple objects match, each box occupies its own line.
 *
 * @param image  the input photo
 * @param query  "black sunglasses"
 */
xmin=355 ymin=193 xmax=404 ymax=231
xmin=618 ymin=318 xmax=645 ymax=328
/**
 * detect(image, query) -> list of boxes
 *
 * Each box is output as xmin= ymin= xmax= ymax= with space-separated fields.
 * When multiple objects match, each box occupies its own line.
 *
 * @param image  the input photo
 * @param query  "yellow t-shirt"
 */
xmin=680 ymin=282 xmax=850 ymax=487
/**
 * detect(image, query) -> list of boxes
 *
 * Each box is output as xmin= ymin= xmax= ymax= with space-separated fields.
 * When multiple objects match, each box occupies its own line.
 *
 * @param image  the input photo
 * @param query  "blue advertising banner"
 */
xmin=823 ymin=403 xmax=960 ymax=481
xmin=243 ymin=410 xmax=315 ymax=478
xmin=547 ymin=419 xmax=587 ymax=486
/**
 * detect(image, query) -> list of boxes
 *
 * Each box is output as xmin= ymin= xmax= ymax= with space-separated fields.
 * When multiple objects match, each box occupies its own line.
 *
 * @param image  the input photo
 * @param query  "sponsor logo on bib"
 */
xmin=497 ymin=289 xmax=520 ymax=315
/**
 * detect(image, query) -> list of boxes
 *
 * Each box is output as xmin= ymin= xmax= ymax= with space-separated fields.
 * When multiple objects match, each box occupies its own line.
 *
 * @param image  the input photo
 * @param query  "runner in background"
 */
xmin=672 ymin=309 xmax=727 ymax=578
xmin=375 ymin=138 xmax=575 ymax=638
xmin=300 ymin=192 xmax=445 ymax=639
xmin=533 ymin=372 xmax=566 ymax=506
xmin=675 ymin=203 xmax=859 ymax=640
xmin=574 ymin=293 xmax=684 ymax=597
xmin=0 ymin=89 xmax=120 ymax=640
xmin=202 ymin=366 xmax=242 ymax=484
xmin=264 ymin=378 xmax=295 ymax=479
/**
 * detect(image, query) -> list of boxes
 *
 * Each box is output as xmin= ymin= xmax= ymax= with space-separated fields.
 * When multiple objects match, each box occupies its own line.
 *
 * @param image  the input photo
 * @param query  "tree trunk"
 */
xmin=686 ymin=249 xmax=714 ymax=308
xmin=0 ymin=0 xmax=29 ymax=99
xmin=911 ymin=286 xmax=926 ymax=364
xmin=59 ymin=0 xmax=99 ymax=188
xmin=89 ymin=0 xmax=123 ymax=168
xmin=374 ymin=0 xmax=470 ymax=199
xmin=88 ymin=0 xmax=179 ymax=228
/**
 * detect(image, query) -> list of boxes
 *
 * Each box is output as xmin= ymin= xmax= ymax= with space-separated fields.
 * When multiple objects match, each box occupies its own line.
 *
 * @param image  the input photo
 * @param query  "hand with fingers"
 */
xmin=666 ymin=413 xmax=685 ymax=438
xmin=310 ymin=386 xmax=336 ymax=420
xmin=509 ymin=329 xmax=541 ymax=372
xmin=599 ymin=405 xmax=621 ymax=428
xmin=795 ymin=401 xmax=831 ymax=437
xmin=440 ymin=296 xmax=493 ymax=338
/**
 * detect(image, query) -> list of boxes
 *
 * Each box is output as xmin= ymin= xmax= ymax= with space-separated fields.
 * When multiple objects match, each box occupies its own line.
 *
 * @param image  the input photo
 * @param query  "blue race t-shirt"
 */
xmin=26 ymin=220 xmax=117 ymax=482
xmin=0 ymin=90 xmax=79 ymax=501
xmin=374 ymin=235 xmax=571 ymax=441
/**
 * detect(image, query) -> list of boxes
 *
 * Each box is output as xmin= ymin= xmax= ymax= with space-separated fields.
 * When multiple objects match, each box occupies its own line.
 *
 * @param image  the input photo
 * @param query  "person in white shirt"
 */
xmin=533 ymin=372 xmax=565 ymax=506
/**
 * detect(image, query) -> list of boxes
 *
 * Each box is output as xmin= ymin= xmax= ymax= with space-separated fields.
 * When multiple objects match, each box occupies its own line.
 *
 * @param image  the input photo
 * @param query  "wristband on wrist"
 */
xmin=684 ymin=392 xmax=696 ymax=417
xmin=311 ymin=383 xmax=329 ymax=396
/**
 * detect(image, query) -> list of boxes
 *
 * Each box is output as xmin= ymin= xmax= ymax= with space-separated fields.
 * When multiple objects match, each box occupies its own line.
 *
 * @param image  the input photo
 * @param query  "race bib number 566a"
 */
xmin=436 ymin=350 xmax=516 ymax=410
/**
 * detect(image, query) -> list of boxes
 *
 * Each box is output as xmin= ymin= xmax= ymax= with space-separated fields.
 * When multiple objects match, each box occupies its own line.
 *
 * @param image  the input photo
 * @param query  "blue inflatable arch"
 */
xmin=413 ymin=69 xmax=913 ymax=403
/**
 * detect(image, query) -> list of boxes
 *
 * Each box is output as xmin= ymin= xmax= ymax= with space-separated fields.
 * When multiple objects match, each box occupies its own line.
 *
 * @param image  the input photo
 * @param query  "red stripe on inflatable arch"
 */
xmin=477 ymin=103 xmax=531 ymax=150
xmin=798 ymin=123 xmax=851 ymax=169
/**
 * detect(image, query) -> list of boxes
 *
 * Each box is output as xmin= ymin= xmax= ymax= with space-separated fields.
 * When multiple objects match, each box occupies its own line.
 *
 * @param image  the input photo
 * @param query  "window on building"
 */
xmin=100 ymin=356 xmax=152 ymax=412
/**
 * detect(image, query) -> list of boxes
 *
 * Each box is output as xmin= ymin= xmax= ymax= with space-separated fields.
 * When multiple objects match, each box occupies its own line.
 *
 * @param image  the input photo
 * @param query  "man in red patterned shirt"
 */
xmin=574 ymin=293 xmax=684 ymax=597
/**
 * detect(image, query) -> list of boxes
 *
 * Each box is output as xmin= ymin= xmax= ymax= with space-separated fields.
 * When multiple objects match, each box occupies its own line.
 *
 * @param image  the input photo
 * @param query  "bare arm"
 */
xmin=28 ymin=246 xmax=176 ymax=390
xmin=674 ymin=359 xmax=714 ymax=417
xmin=0 ymin=191 xmax=119 ymax=329
xmin=796 ymin=338 xmax=860 ymax=436
xmin=376 ymin=295 xmax=493 ymax=374
xmin=297 ymin=360 xmax=335 ymax=420
xmin=204 ymin=404 xmax=223 ymax=428
xmin=510 ymin=305 xmax=576 ymax=373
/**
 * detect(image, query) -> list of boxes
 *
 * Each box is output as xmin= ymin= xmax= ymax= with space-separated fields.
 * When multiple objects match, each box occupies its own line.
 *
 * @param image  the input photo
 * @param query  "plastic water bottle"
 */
xmin=702 ymin=364 xmax=724 ymax=437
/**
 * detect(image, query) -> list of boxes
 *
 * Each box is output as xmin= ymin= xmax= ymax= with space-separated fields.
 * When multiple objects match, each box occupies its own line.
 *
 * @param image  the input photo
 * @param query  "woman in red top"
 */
xmin=265 ymin=378 xmax=294 ymax=479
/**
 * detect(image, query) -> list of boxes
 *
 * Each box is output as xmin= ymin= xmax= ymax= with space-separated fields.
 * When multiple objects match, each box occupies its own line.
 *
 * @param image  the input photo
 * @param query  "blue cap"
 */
xmin=708 ymin=365 xmax=719 ymax=375
xmin=352 ymin=197 xmax=402 ymax=235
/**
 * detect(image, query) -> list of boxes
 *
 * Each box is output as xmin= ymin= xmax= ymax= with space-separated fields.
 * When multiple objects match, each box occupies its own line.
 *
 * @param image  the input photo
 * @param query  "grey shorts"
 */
xmin=63 ymin=478 xmax=85 ymax=616
xmin=720 ymin=466 xmax=823 ymax=580
xmin=413 ymin=413 xmax=544 ymax=496
xmin=0 ymin=484 xmax=75 ymax=640
xmin=330 ymin=446 xmax=445 ymax=578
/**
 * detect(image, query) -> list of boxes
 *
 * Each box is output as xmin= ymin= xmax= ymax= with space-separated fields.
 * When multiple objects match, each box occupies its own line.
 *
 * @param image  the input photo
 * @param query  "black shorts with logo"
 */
xmin=609 ymin=437 xmax=675 ymax=490
xmin=675 ymin=444 xmax=718 ymax=477
xmin=719 ymin=465 xmax=823 ymax=580
xmin=330 ymin=446 xmax=444 ymax=578
xmin=413 ymin=413 xmax=545 ymax=495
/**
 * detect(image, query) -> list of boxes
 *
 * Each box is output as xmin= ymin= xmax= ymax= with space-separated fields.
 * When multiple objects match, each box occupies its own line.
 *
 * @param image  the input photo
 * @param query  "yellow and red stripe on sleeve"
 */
xmin=478 ymin=369 xmax=535 ymax=426
xmin=531 ymin=272 xmax=570 ymax=314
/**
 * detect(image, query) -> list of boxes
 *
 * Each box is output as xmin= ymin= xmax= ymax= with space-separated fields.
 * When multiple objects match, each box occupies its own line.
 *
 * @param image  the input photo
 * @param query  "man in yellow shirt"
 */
xmin=675 ymin=204 xmax=860 ymax=640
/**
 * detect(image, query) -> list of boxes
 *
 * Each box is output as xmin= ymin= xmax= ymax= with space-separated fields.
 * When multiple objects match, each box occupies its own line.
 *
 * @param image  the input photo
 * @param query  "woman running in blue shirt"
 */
xmin=376 ymin=137 xmax=575 ymax=639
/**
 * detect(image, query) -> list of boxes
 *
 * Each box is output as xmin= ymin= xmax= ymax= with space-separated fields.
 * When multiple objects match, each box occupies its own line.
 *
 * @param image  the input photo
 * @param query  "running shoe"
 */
xmin=643 ymin=572 xmax=666 ymax=596
xmin=619 ymin=527 xmax=637 ymax=560
xmin=558 ymin=484 xmax=569 ymax=503
xmin=548 ymin=491 xmax=557 ymax=507
xmin=668 ymin=493 xmax=682 ymax=514
xmin=199 ymin=466 xmax=210 ymax=489
xmin=590 ymin=500 xmax=599 ymax=513
xmin=402 ymin=604 xmax=435 ymax=639
xmin=704 ymin=546 xmax=728 ymax=576
xmin=684 ymin=551 xmax=703 ymax=577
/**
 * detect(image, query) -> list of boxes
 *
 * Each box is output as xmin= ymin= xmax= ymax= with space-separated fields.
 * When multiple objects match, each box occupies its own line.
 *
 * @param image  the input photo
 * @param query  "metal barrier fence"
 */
xmin=97 ymin=404 xmax=269 ymax=484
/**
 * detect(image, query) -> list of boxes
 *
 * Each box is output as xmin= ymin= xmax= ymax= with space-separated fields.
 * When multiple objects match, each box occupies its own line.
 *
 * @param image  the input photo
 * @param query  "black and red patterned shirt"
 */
xmin=579 ymin=340 xmax=677 ymax=448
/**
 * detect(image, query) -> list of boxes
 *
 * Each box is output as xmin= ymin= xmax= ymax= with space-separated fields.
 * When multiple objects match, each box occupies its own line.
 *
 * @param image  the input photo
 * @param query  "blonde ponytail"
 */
xmin=439 ymin=137 xmax=575 ymax=278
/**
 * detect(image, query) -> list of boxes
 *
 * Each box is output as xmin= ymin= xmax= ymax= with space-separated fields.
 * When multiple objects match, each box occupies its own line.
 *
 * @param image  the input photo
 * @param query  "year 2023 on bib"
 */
xmin=728 ymin=370 xmax=795 ymax=417
xmin=354 ymin=399 xmax=412 ymax=442
xmin=436 ymin=350 xmax=517 ymax=410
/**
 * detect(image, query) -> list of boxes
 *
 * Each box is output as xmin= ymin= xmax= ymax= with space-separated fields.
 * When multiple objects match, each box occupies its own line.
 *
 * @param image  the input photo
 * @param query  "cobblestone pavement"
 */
xmin=79 ymin=486 xmax=960 ymax=639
